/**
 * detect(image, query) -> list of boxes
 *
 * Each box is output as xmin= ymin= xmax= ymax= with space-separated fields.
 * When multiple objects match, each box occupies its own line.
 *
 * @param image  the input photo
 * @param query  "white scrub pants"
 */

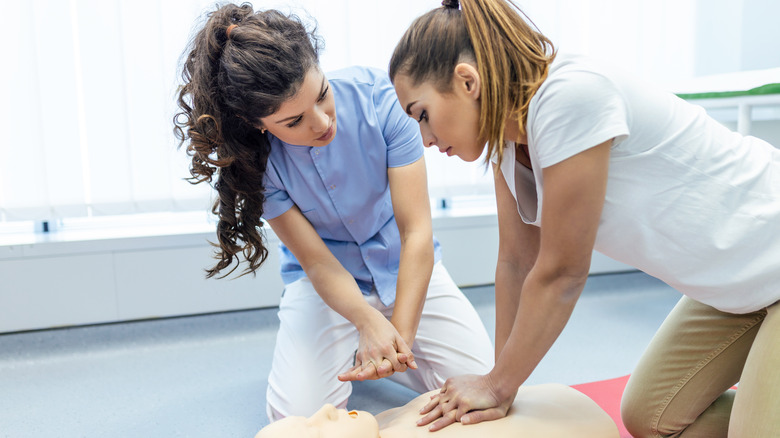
xmin=265 ymin=261 xmax=494 ymax=420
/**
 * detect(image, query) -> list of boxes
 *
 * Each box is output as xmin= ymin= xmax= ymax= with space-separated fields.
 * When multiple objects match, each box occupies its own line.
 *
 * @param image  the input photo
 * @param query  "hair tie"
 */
xmin=441 ymin=0 xmax=460 ymax=9
xmin=226 ymin=24 xmax=238 ymax=39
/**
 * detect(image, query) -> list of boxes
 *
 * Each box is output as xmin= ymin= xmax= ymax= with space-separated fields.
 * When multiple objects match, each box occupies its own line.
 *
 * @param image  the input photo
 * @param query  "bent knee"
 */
xmin=266 ymin=379 xmax=350 ymax=419
xmin=622 ymin=403 xmax=659 ymax=438
xmin=621 ymin=386 xmax=662 ymax=438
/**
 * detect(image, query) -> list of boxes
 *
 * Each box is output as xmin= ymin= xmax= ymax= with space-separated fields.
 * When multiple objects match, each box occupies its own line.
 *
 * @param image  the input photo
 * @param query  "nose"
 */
xmin=420 ymin=124 xmax=436 ymax=148
xmin=310 ymin=404 xmax=339 ymax=422
xmin=312 ymin=106 xmax=330 ymax=133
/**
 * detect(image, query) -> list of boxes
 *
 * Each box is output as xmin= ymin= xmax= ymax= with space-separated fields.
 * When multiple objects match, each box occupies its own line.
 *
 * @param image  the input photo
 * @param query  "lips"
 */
xmin=439 ymin=146 xmax=453 ymax=156
xmin=316 ymin=124 xmax=334 ymax=142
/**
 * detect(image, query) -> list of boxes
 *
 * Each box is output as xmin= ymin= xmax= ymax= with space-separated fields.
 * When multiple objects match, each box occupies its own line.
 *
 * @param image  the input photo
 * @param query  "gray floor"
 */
xmin=0 ymin=271 xmax=680 ymax=437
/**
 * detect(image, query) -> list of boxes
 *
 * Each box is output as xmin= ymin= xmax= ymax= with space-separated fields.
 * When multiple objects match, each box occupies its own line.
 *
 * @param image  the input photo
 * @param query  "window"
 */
xmin=7 ymin=0 xmax=763 ymax=227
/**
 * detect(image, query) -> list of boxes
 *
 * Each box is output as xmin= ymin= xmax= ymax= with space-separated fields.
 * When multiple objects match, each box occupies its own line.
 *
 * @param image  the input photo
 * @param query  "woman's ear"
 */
xmin=453 ymin=63 xmax=481 ymax=100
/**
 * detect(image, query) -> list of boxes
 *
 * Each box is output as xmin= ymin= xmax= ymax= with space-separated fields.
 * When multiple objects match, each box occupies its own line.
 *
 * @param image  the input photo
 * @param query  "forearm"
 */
xmin=489 ymin=140 xmax=610 ymax=396
xmin=489 ymin=267 xmax=586 ymax=398
xmin=390 ymin=230 xmax=434 ymax=345
xmin=306 ymin=260 xmax=384 ymax=329
xmin=493 ymin=259 xmax=530 ymax=359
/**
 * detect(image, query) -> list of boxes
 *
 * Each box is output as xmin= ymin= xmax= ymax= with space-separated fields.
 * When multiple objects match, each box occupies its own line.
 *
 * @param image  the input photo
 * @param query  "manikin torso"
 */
xmin=375 ymin=384 xmax=619 ymax=438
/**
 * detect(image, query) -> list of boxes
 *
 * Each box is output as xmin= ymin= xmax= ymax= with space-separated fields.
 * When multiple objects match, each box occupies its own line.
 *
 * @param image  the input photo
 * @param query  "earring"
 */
xmin=260 ymin=128 xmax=267 ymax=134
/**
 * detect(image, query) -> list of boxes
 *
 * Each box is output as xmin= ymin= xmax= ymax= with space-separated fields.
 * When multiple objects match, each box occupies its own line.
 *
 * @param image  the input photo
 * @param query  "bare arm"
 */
xmin=388 ymin=157 xmax=434 ymax=347
xmin=420 ymin=140 xmax=612 ymax=431
xmin=492 ymin=164 xmax=540 ymax=359
xmin=267 ymin=206 xmax=411 ymax=380
xmin=490 ymin=140 xmax=611 ymax=398
xmin=337 ymin=157 xmax=432 ymax=382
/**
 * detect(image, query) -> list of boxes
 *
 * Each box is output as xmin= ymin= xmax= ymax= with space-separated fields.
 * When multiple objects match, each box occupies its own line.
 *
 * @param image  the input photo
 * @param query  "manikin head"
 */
xmin=254 ymin=404 xmax=380 ymax=438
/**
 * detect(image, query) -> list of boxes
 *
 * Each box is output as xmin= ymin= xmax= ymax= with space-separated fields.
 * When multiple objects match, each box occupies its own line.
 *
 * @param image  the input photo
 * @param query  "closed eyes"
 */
xmin=286 ymin=116 xmax=303 ymax=128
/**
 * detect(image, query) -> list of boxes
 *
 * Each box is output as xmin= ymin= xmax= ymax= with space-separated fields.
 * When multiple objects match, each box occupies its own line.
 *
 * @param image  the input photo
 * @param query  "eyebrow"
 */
xmin=405 ymin=101 xmax=417 ymax=116
xmin=275 ymin=77 xmax=328 ymax=124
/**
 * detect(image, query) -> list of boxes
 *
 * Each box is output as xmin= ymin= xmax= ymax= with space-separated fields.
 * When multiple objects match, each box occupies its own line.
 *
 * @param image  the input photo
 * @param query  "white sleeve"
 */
xmin=528 ymin=69 xmax=630 ymax=168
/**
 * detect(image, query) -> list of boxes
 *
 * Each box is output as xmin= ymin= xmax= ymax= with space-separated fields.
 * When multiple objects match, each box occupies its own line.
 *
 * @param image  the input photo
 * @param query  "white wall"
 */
xmin=694 ymin=0 xmax=780 ymax=75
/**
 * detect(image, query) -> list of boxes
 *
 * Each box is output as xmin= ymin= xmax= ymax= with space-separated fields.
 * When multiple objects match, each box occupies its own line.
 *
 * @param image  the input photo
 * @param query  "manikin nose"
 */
xmin=311 ymin=403 xmax=339 ymax=422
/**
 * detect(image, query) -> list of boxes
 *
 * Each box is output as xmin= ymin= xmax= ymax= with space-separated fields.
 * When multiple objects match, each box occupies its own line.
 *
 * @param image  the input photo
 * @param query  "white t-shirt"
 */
xmin=497 ymin=54 xmax=780 ymax=314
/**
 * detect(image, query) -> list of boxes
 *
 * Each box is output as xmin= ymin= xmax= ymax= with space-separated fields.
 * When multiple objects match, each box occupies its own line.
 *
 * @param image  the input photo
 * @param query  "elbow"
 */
xmin=552 ymin=276 xmax=587 ymax=306
xmin=533 ymin=259 xmax=590 ymax=304
xmin=400 ymin=228 xmax=434 ymax=254
xmin=559 ymin=272 xmax=588 ymax=303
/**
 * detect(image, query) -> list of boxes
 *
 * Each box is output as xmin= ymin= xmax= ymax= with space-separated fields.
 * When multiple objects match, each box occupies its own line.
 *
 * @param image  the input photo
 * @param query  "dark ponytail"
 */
xmin=174 ymin=3 xmax=320 ymax=278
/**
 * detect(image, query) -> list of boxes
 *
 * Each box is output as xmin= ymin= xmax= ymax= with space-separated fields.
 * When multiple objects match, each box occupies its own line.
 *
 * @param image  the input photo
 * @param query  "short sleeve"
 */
xmin=528 ymin=70 xmax=629 ymax=168
xmin=261 ymin=159 xmax=294 ymax=220
xmin=373 ymin=73 xmax=424 ymax=168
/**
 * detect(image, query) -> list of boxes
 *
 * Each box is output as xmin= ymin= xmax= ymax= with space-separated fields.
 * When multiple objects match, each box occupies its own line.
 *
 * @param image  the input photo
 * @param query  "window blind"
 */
xmin=2 ymin=0 xmax=712 ymax=223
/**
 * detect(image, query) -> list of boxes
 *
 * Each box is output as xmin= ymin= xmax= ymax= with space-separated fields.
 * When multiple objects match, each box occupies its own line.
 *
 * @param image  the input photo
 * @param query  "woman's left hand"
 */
xmin=338 ymin=350 xmax=414 ymax=382
xmin=416 ymin=374 xmax=516 ymax=431
xmin=337 ymin=314 xmax=418 ymax=382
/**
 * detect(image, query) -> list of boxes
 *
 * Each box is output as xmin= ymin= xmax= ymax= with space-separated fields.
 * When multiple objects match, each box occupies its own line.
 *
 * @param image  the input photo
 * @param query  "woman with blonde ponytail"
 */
xmin=175 ymin=2 xmax=494 ymax=423
xmin=390 ymin=0 xmax=780 ymax=436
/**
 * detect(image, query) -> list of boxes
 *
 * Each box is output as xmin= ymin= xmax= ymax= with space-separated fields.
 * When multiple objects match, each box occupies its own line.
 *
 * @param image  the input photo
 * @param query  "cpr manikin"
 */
xmin=254 ymin=384 xmax=619 ymax=438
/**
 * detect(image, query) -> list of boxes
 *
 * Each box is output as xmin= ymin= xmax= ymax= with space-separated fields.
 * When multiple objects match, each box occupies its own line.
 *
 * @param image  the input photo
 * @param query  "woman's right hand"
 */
xmin=338 ymin=310 xmax=417 ymax=382
xmin=417 ymin=373 xmax=516 ymax=431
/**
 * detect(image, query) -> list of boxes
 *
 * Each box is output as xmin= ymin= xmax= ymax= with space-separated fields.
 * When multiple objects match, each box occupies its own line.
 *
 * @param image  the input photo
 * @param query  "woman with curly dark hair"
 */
xmin=174 ymin=2 xmax=493 ymax=422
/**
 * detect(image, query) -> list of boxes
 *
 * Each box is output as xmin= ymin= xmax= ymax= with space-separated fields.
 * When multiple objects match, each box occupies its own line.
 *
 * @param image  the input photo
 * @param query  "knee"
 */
xmin=621 ymin=386 xmax=660 ymax=438
xmin=622 ymin=404 xmax=656 ymax=438
xmin=266 ymin=378 xmax=350 ymax=419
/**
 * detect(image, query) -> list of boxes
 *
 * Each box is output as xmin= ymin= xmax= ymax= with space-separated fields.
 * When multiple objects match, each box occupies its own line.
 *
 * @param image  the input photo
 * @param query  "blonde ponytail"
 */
xmin=389 ymin=0 xmax=555 ymax=166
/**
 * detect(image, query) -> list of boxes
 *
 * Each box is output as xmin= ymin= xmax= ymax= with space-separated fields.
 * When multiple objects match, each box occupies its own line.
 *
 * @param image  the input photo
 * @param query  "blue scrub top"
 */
xmin=261 ymin=66 xmax=442 ymax=306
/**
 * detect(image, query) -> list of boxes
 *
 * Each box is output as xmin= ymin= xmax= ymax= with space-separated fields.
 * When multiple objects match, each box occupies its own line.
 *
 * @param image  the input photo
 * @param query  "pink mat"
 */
xmin=571 ymin=375 xmax=632 ymax=438
xmin=572 ymin=375 xmax=738 ymax=438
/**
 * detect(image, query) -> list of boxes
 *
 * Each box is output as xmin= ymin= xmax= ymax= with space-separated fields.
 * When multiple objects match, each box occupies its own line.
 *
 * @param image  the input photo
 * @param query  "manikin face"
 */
xmin=258 ymin=67 xmax=337 ymax=147
xmin=393 ymin=64 xmax=486 ymax=162
xmin=254 ymin=404 xmax=380 ymax=438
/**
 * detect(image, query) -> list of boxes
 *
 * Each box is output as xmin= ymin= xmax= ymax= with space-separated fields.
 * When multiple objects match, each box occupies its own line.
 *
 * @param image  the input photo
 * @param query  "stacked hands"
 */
xmin=336 ymin=314 xmax=517 ymax=432
xmin=339 ymin=318 xmax=517 ymax=433
xmin=417 ymin=374 xmax=517 ymax=431
xmin=337 ymin=316 xmax=418 ymax=382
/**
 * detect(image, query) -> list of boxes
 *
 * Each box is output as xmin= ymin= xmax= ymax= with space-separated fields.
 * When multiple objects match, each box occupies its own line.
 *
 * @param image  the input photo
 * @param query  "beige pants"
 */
xmin=621 ymin=296 xmax=780 ymax=437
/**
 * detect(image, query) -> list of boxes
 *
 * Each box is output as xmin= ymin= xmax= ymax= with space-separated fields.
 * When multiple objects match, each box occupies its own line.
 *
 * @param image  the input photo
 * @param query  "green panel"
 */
xmin=677 ymin=83 xmax=780 ymax=100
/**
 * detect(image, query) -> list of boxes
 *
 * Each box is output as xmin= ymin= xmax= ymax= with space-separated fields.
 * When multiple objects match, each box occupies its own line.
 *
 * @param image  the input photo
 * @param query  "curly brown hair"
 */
xmin=174 ymin=2 xmax=321 ymax=278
